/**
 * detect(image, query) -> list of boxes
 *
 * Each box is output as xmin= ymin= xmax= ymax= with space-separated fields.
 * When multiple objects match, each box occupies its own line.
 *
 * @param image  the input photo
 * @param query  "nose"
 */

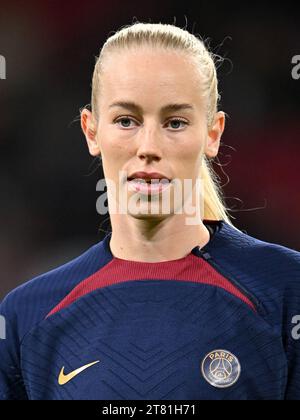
xmin=136 ymin=123 xmax=162 ymax=162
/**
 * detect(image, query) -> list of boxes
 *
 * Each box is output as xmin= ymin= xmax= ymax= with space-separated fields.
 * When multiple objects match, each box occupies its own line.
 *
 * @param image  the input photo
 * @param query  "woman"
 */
xmin=0 ymin=22 xmax=299 ymax=400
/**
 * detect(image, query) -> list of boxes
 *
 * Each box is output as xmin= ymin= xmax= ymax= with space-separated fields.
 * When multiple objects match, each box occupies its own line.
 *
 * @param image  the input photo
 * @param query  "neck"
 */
xmin=109 ymin=213 xmax=211 ymax=262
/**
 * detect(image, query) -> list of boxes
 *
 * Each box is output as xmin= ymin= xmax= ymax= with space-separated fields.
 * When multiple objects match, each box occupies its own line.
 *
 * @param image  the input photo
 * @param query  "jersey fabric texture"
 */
xmin=0 ymin=219 xmax=299 ymax=400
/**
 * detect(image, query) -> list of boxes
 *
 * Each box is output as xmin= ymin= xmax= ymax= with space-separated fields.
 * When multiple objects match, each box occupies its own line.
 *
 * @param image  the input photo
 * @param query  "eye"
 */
xmin=166 ymin=118 xmax=189 ymax=130
xmin=114 ymin=116 xmax=138 ymax=129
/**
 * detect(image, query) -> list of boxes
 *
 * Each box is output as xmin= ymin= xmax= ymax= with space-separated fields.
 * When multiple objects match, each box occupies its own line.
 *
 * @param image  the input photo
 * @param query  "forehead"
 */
xmin=99 ymin=48 xmax=203 ymax=109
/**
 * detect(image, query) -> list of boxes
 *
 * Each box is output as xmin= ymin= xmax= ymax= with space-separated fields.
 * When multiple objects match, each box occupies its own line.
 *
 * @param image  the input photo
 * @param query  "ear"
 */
xmin=80 ymin=108 xmax=101 ymax=157
xmin=205 ymin=111 xmax=225 ymax=158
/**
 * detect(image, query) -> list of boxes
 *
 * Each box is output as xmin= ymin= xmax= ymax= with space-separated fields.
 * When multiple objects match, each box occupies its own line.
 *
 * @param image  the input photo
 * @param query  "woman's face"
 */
xmin=82 ymin=47 xmax=224 ymax=220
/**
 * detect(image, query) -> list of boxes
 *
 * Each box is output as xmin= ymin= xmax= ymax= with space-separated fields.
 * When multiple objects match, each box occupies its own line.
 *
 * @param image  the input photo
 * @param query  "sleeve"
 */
xmin=0 ymin=293 xmax=28 ymax=400
xmin=283 ymin=259 xmax=300 ymax=400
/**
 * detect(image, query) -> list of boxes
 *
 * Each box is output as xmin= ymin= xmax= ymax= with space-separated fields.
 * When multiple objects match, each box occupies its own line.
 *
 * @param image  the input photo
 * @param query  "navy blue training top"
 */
xmin=0 ymin=219 xmax=299 ymax=400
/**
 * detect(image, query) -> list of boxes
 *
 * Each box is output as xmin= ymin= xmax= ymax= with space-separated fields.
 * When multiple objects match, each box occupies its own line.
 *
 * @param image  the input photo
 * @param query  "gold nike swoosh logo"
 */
xmin=58 ymin=360 xmax=100 ymax=385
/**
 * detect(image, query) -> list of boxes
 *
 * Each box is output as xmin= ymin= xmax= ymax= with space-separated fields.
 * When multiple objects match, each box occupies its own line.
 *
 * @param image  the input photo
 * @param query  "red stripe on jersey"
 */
xmin=46 ymin=253 xmax=256 ymax=318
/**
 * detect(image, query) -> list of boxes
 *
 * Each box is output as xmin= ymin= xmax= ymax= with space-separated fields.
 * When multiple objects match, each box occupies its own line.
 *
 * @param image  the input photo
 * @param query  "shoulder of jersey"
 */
xmin=217 ymin=222 xmax=300 ymax=315
xmin=0 ymin=238 xmax=110 ymax=340
xmin=220 ymin=222 xmax=300 ymax=275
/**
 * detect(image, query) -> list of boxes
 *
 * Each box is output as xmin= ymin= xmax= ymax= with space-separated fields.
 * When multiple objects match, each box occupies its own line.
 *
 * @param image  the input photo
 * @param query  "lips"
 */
xmin=127 ymin=179 xmax=171 ymax=195
xmin=126 ymin=171 xmax=172 ymax=195
xmin=127 ymin=171 xmax=171 ymax=183
xmin=129 ymin=178 xmax=170 ymax=185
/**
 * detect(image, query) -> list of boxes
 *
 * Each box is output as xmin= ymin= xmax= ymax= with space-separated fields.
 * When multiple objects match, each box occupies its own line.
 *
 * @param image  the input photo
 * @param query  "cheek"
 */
xmin=175 ymin=134 xmax=206 ymax=161
xmin=99 ymin=135 xmax=131 ymax=182
xmin=99 ymin=129 xmax=129 ymax=161
xmin=174 ymin=137 xmax=205 ymax=178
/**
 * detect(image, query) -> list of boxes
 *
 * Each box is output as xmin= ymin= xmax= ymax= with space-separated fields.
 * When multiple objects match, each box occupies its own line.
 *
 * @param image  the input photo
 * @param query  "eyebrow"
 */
xmin=108 ymin=101 xmax=195 ymax=114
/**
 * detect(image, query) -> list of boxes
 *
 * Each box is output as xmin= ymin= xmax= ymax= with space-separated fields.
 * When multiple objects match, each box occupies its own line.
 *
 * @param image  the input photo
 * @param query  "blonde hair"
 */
xmin=90 ymin=22 xmax=236 ymax=226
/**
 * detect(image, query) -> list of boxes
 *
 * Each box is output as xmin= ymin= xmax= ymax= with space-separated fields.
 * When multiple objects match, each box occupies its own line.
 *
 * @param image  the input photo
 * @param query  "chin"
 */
xmin=128 ymin=211 xmax=172 ymax=221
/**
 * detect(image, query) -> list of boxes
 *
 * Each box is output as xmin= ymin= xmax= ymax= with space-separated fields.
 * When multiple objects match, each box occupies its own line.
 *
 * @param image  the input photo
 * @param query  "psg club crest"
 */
xmin=201 ymin=349 xmax=241 ymax=388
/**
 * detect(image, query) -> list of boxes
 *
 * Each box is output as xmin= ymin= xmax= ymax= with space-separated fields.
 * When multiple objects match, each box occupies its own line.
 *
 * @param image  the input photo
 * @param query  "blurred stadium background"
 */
xmin=0 ymin=1 xmax=300 ymax=298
